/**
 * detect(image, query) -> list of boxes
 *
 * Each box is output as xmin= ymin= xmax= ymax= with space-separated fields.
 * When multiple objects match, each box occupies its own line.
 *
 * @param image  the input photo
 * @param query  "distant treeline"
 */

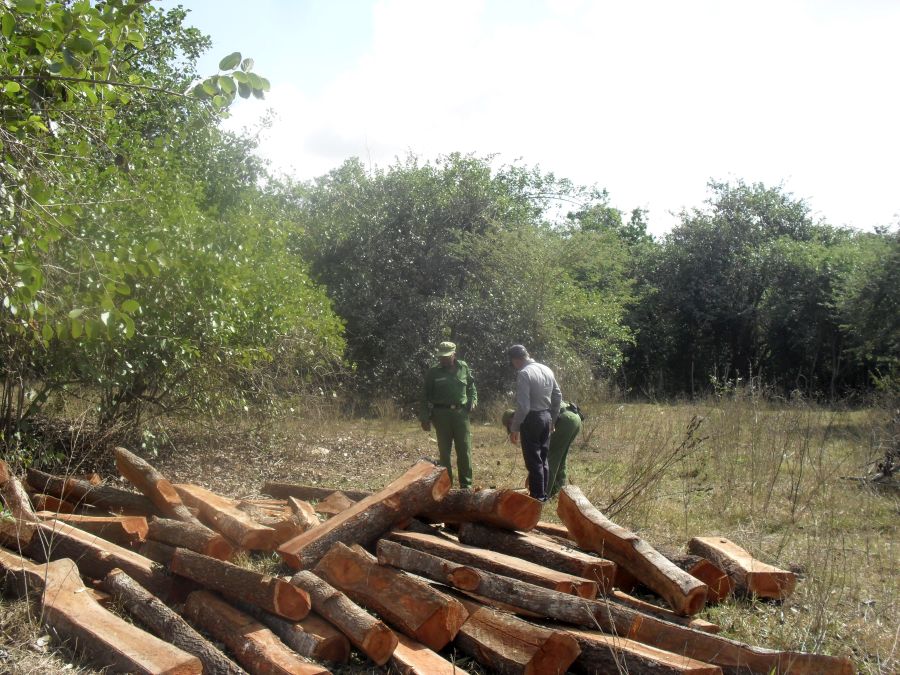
xmin=1 ymin=4 xmax=896 ymax=447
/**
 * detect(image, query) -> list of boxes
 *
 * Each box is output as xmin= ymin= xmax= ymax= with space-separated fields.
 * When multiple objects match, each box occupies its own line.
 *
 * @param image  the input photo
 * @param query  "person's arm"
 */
xmin=550 ymin=376 xmax=562 ymax=425
xmin=466 ymin=363 xmax=477 ymax=411
xmin=510 ymin=369 xmax=530 ymax=433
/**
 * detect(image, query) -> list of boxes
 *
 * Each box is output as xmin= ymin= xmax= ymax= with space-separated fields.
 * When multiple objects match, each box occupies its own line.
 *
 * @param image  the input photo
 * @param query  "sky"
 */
xmin=159 ymin=0 xmax=900 ymax=236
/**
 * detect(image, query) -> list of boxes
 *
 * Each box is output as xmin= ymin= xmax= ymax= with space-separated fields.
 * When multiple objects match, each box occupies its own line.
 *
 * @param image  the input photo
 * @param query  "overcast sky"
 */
xmin=162 ymin=0 xmax=900 ymax=236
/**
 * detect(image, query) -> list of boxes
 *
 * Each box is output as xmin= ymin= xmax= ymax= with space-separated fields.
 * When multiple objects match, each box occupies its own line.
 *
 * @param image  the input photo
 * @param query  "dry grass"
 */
xmin=2 ymin=396 xmax=897 ymax=673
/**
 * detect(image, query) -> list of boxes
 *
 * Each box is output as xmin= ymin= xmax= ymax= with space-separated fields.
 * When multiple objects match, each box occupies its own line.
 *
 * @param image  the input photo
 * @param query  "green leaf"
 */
xmin=120 ymin=313 xmax=135 ymax=339
xmin=212 ymin=94 xmax=227 ymax=109
xmin=41 ymin=323 xmax=53 ymax=342
xmin=241 ymin=58 xmax=255 ymax=72
xmin=3 ymin=82 xmax=21 ymax=93
xmin=15 ymin=0 xmax=39 ymax=14
xmin=218 ymin=51 xmax=242 ymax=71
xmin=146 ymin=239 xmax=163 ymax=254
xmin=259 ymin=77 xmax=271 ymax=92
xmin=120 ymin=299 xmax=140 ymax=314
xmin=232 ymin=71 xmax=249 ymax=84
xmin=68 ymin=308 xmax=84 ymax=319
xmin=201 ymin=78 xmax=219 ymax=96
xmin=1 ymin=14 xmax=15 ymax=38
xmin=48 ymin=62 xmax=63 ymax=74
xmin=68 ymin=36 xmax=94 ymax=53
xmin=70 ymin=318 xmax=82 ymax=339
xmin=237 ymin=82 xmax=251 ymax=99
xmin=217 ymin=76 xmax=235 ymax=95
xmin=191 ymin=83 xmax=210 ymax=100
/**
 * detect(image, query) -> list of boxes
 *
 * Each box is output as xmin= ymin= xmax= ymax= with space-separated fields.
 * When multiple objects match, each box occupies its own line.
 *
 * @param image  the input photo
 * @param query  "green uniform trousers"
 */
xmin=548 ymin=409 xmax=581 ymax=497
xmin=431 ymin=407 xmax=473 ymax=488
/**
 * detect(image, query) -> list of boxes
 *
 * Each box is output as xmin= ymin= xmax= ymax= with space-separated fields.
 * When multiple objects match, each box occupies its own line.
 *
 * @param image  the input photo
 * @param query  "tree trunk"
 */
xmin=1 ymin=462 xmax=38 ymax=522
xmin=174 ymin=483 xmax=276 ymax=551
xmin=558 ymin=486 xmax=708 ymax=615
xmin=388 ymin=530 xmax=598 ymax=598
xmin=314 ymin=542 xmax=468 ymax=651
xmin=236 ymin=603 xmax=351 ymax=665
xmin=115 ymin=447 xmax=204 ymax=526
xmin=148 ymin=516 xmax=235 ymax=561
xmin=688 ymin=537 xmax=797 ymax=600
xmin=35 ymin=512 xmax=148 ymax=549
xmin=170 ymin=547 xmax=310 ymax=620
xmin=101 ymin=568 xmax=245 ymax=675
xmin=183 ymin=590 xmax=328 ymax=675
xmin=659 ymin=548 xmax=734 ymax=604
xmin=391 ymin=632 xmax=472 ymax=675
xmin=0 ymin=548 xmax=201 ymax=674
xmin=288 ymin=569 xmax=398 ymax=666
xmin=262 ymin=482 xmax=372 ymax=502
xmin=26 ymin=468 xmax=160 ymax=516
xmin=278 ymin=460 xmax=451 ymax=571
xmin=611 ymin=590 xmax=719 ymax=633
xmin=420 ymin=488 xmax=542 ymax=531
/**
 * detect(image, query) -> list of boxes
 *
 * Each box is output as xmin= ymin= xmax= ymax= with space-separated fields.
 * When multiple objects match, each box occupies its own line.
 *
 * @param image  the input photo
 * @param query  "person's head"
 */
xmin=506 ymin=344 xmax=529 ymax=370
xmin=501 ymin=408 xmax=515 ymax=432
xmin=437 ymin=340 xmax=457 ymax=367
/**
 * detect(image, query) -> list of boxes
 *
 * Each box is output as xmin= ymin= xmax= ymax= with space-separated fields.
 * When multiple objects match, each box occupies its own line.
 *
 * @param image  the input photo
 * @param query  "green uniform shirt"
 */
xmin=419 ymin=359 xmax=477 ymax=421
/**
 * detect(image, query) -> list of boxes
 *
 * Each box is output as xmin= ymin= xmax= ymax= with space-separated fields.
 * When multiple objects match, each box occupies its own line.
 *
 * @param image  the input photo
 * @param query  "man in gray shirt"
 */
xmin=506 ymin=344 xmax=562 ymax=501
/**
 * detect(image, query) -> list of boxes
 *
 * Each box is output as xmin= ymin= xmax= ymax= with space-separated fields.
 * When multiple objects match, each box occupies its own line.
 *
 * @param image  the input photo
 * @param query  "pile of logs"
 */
xmin=0 ymin=452 xmax=853 ymax=674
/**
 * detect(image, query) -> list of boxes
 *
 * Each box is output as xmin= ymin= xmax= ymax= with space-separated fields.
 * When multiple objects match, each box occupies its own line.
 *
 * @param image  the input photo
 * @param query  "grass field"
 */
xmin=1 ymin=395 xmax=897 ymax=673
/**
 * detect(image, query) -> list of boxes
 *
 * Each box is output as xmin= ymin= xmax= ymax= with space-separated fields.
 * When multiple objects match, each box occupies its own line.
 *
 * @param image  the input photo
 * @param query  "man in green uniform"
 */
xmin=419 ymin=341 xmax=477 ymax=488
xmin=503 ymin=401 xmax=582 ymax=498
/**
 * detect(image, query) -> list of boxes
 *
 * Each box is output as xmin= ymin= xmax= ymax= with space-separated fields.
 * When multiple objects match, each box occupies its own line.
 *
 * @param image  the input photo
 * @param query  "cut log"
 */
xmin=140 ymin=539 xmax=177 ymax=565
xmin=183 ymin=590 xmax=328 ymax=675
xmin=237 ymin=603 xmax=351 ymax=664
xmin=662 ymin=549 xmax=734 ymax=604
xmin=457 ymin=522 xmax=616 ymax=592
xmin=1 ymin=463 xmax=39 ymax=522
xmin=558 ymin=486 xmax=707 ymax=615
xmin=420 ymin=488 xmax=542 ymax=531
xmin=263 ymin=481 xmax=372 ymax=502
xmin=288 ymin=497 xmax=321 ymax=531
xmin=532 ymin=520 xmax=570 ymax=539
xmin=0 ymin=548 xmax=201 ymax=674
xmin=388 ymin=529 xmax=599 ymax=598
xmin=174 ymin=483 xmax=277 ymax=550
xmin=688 ymin=536 xmax=797 ymax=600
xmin=453 ymin=595 xmax=580 ymax=675
xmin=26 ymin=468 xmax=160 ymax=516
xmin=278 ymin=460 xmax=451 ymax=570
xmin=611 ymin=590 xmax=720 ymax=633
xmin=35 ymin=511 xmax=148 ymax=548
xmin=31 ymin=493 xmax=77 ymax=513
xmin=376 ymin=538 xmax=852 ymax=675
xmin=115 ymin=447 xmax=204 ymax=526
xmin=101 ymin=568 xmax=244 ymax=675
xmin=391 ymin=632 xmax=472 ymax=675
xmin=314 ymin=542 xmax=467 ymax=651
xmin=148 ymin=516 xmax=235 ymax=560
xmin=312 ymin=490 xmax=356 ymax=516
xmin=170 ymin=547 xmax=310 ymax=620
xmin=236 ymin=501 xmax=308 ymax=547
xmin=0 ymin=460 xmax=9 ymax=484
xmin=565 ymin=627 xmax=722 ymax=674
xmin=289 ymin=569 xmax=398 ymax=666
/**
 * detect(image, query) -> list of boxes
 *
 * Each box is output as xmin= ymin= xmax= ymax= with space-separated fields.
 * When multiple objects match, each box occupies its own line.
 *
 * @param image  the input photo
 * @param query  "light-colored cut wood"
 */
xmin=688 ymin=536 xmax=797 ymax=600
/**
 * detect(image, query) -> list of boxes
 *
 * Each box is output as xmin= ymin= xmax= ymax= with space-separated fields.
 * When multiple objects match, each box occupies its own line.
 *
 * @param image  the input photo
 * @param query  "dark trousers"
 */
xmin=520 ymin=410 xmax=551 ymax=500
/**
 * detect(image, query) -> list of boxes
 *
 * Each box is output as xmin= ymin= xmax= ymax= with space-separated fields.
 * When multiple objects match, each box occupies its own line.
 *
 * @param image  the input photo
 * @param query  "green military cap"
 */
xmin=437 ymin=341 xmax=456 ymax=357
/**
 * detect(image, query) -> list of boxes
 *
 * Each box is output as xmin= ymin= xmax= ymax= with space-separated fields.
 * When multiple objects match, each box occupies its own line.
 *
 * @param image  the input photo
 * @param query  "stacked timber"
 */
xmin=0 ymin=455 xmax=854 ymax=675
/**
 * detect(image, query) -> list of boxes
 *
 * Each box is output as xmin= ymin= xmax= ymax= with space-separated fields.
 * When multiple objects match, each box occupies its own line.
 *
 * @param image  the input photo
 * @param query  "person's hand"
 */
xmin=509 ymin=431 xmax=519 ymax=445
xmin=467 ymin=400 xmax=477 ymax=412
xmin=420 ymin=420 xmax=431 ymax=432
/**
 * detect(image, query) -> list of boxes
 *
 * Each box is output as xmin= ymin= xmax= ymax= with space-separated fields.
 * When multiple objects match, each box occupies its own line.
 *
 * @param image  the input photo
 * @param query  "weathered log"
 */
xmin=35 ymin=511 xmax=148 ymax=548
xmin=148 ymin=516 xmax=235 ymax=560
xmin=565 ymin=627 xmax=723 ymax=674
xmin=0 ymin=460 xmax=9 ymax=484
xmin=287 ymin=497 xmax=321 ymax=531
xmin=453 ymin=595 xmax=580 ymax=675
xmin=377 ymin=538 xmax=852 ymax=675
xmin=457 ymin=522 xmax=616 ymax=592
xmin=314 ymin=542 xmax=467 ymax=651
xmin=278 ymin=460 xmax=451 ymax=570
xmin=140 ymin=539 xmax=177 ymax=565
xmin=289 ymin=569 xmax=398 ymax=666
xmin=236 ymin=501 xmax=308 ymax=547
xmin=101 ymin=568 xmax=245 ymax=675
xmin=312 ymin=490 xmax=356 ymax=516
xmin=611 ymin=590 xmax=720 ymax=633
xmin=688 ymin=537 xmax=797 ymax=600
xmin=558 ymin=486 xmax=708 ymax=615
xmin=662 ymin=549 xmax=734 ymax=604
xmin=1 ymin=462 xmax=39 ymax=522
xmin=263 ymin=481 xmax=372 ymax=502
xmin=388 ymin=529 xmax=598 ymax=598
xmin=419 ymin=488 xmax=542 ymax=531
xmin=31 ymin=493 xmax=77 ymax=513
xmin=532 ymin=520 xmax=570 ymax=539
xmin=174 ymin=483 xmax=277 ymax=551
xmin=115 ymin=447 xmax=204 ymax=526
xmin=170 ymin=547 xmax=310 ymax=620
xmin=391 ymin=632 xmax=472 ymax=675
xmin=183 ymin=590 xmax=328 ymax=675
xmin=26 ymin=468 xmax=160 ymax=516
xmin=0 ymin=548 xmax=201 ymax=674
xmin=237 ymin=602 xmax=351 ymax=664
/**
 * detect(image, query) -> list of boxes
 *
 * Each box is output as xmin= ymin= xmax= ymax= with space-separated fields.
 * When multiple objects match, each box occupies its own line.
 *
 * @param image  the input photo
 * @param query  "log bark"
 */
xmin=377 ymin=538 xmax=852 ymax=675
xmin=148 ymin=516 xmax=235 ymax=560
xmin=457 ymin=522 xmax=616 ymax=592
xmin=236 ymin=603 xmax=351 ymax=665
xmin=0 ymin=548 xmax=201 ymax=674
xmin=391 ymin=632 xmax=472 ymax=675
xmin=35 ymin=511 xmax=148 ymax=548
xmin=388 ymin=529 xmax=599 ymax=599
xmin=174 ymin=483 xmax=277 ymax=551
xmin=263 ymin=482 xmax=372 ymax=502
xmin=26 ymin=468 xmax=160 ymax=516
xmin=289 ymin=569 xmax=398 ymax=666
xmin=170 ymin=547 xmax=310 ymax=620
xmin=183 ymin=590 xmax=328 ymax=675
xmin=278 ymin=460 xmax=451 ymax=570
xmin=688 ymin=537 xmax=797 ymax=600
xmin=419 ymin=488 xmax=542 ymax=531
xmin=661 ymin=549 xmax=734 ymax=604
xmin=565 ymin=627 xmax=723 ymax=674
xmin=558 ymin=486 xmax=708 ymax=615
xmin=101 ymin=568 xmax=245 ymax=675
xmin=115 ymin=447 xmax=204 ymax=526
xmin=314 ymin=542 xmax=467 ymax=651
xmin=611 ymin=590 xmax=720 ymax=633
xmin=140 ymin=539 xmax=177 ymax=565
xmin=1 ymin=462 xmax=39 ymax=522
xmin=453 ymin=595 xmax=580 ymax=675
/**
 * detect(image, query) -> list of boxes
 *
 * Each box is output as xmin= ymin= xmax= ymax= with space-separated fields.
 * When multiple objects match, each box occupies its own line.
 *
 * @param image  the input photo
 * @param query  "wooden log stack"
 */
xmin=0 ymin=455 xmax=855 ymax=675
